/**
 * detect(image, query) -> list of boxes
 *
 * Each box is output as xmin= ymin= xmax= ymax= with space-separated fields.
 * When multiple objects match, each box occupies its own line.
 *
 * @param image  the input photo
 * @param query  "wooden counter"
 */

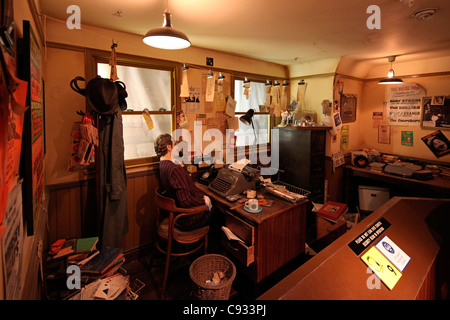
xmin=345 ymin=165 xmax=450 ymax=195
xmin=258 ymin=197 xmax=450 ymax=300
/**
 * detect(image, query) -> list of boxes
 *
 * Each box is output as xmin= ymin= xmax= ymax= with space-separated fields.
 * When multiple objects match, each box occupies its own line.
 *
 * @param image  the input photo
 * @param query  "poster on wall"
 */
xmin=0 ymin=45 xmax=28 ymax=225
xmin=421 ymin=130 xmax=450 ymax=158
xmin=1 ymin=181 xmax=24 ymax=300
xmin=386 ymin=83 xmax=425 ymax=126
xmin=20 ymin=20 xmax=44 ymax=235
xmin=340 ymin=94 xmax=357 ymax=123
xmin=401 ymin=131 xmax=413 ymax=146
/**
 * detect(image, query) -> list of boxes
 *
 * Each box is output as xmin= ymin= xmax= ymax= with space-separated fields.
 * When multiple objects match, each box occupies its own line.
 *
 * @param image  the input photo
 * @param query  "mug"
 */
xmin=245 ymin=199 xmax=259 ymax=211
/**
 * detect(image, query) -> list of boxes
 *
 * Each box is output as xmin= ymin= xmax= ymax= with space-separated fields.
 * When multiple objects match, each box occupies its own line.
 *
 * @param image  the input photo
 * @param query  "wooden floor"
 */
xmin=45 ymin=215 xmax=344 ymax=300
xmin=121 ymin=249 xmax=314 ymax=300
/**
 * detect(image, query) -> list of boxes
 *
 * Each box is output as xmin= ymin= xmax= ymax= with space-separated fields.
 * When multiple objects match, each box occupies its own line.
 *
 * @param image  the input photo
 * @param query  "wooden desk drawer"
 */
xmin=225 ymin=211 xmax=255 ymax=245
xmin=221 ymin=232 xmax=254 ymax=267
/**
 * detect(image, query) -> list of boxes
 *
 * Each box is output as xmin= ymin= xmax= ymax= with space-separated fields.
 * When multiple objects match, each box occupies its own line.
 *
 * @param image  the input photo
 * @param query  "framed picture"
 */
xmin=378 ymin=125 xmax=391 ymax=144
xmin=421 ymin=96 xmax=450 ymax=130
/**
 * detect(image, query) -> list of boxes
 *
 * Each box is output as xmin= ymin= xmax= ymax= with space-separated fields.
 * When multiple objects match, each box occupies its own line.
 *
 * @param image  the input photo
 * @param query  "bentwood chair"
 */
xmin=154 ymin=187 xmax=209 ymax=299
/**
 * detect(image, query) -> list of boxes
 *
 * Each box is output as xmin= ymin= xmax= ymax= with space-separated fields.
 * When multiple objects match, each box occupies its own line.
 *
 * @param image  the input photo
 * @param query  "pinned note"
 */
xmin=142 ymin=108 xmax=154 ymax=130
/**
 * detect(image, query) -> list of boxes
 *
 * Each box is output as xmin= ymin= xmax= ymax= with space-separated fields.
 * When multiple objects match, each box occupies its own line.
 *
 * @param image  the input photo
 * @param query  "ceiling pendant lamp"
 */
xmin=378 ymin=56 xmax=403 ymax=84
xmin=143 ymin=8 xmax=191 ymax=50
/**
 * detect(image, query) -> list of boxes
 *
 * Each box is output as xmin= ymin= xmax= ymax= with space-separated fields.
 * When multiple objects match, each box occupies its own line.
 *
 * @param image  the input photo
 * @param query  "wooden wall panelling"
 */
xmin=122 ymin=175 xmax=135 ymax=251
xmin=55 ymin=188 xmax=71 ymax=241
xmin=122 ymin=173 xmax=160 ymax=251
xmin=69 ymin=184 xmax=82 ymax=239
xmin=47 ymin=170 xmax=161 ymax=252
xmin=80 ymin=179 xmax=98 ymax=238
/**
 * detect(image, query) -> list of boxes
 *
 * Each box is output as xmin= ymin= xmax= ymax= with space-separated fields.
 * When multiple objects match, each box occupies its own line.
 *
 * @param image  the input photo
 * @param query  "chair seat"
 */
xmin=157 ymin=218 xmax=209 ymax=244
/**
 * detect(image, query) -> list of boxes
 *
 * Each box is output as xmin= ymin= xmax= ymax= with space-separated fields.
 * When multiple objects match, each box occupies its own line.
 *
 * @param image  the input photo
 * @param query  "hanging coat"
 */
xmin=97 ymin=110 xmax=128 ymax=248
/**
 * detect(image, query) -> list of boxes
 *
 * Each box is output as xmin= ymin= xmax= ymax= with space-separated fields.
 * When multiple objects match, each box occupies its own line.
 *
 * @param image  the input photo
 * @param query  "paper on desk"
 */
xmin=229 ymin=158 xmax=250 ymax=172
xmin=222 ymin=226 xmax=244 ymax=243
xmin=311 ymin=201 xmax=323 ymax=212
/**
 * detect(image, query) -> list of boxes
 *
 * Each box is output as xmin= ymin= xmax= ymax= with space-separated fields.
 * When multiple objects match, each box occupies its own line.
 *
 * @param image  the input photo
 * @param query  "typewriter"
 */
xmin=208 ymin=163 xmax=260 ymax=198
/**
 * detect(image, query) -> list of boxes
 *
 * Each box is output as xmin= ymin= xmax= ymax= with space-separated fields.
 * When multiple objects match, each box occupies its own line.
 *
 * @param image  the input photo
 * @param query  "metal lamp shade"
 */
xmin=239 ymin=109 xmax=255 ymax=126
xmin=143 ymin=10 xmax=191 ymax=50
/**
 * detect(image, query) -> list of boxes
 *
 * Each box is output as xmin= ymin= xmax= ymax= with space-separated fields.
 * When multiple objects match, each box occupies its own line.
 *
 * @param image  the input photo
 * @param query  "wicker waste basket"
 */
xmin=189 ymin=254 xmax=236 ymax=300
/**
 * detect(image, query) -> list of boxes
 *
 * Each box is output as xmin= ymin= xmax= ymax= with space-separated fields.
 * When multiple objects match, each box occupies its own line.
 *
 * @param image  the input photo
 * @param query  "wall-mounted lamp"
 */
xmin=239 ymin=109 xmax=258 ymax=145
xmin=378 ymin=56 xmax=403 ymax=84
xmin=143 ymin=9 xmax=191 ymax=50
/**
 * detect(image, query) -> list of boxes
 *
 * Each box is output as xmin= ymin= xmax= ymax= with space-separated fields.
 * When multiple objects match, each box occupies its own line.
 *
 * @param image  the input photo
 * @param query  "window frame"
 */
xmin=85 ymin=49 xmax=178 ymax=167
xmin=231 ymin=75 xmax=273 ymax=146
xmin=86 ymin=49 xmax=282 ymax=167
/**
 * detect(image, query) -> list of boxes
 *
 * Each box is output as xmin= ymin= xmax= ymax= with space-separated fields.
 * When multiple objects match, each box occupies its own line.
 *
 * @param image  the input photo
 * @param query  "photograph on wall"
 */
xmin=176 ymin=110 xmax=188 ymax=128
xmin=432 ymin=95 xmax=445 ymax=105
xmin=421 ymin=130 xmax=450 ymax=158
xmin=421 ymin=96 xmax=450 ymax=130
xmin=183 ymin=86 xmax=201 ymax=113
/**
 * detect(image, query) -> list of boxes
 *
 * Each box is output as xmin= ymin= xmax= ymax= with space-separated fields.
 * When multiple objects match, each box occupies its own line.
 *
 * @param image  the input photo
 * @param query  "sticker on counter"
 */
xmin=375 ymin=235 xmax=411 ymax=273
xmin=348 ymin=217 xmax=391 ymax=256
xmin=362 ymin=246 xmax=402 ymax=290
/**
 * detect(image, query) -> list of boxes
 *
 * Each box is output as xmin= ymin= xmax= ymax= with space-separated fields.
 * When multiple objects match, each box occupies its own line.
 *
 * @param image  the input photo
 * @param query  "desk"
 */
xmin=259 ymin=197 xmax=450 ymax=300
xmin=196 ymin=182 xmax=308 ymax=283
xmin=344 ymin=165 xmax=450 ymax=209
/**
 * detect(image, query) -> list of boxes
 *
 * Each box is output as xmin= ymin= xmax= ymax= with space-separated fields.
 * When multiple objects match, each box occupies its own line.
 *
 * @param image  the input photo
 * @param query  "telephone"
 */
xmin=198 ymin=165 xmax=219 ymax=185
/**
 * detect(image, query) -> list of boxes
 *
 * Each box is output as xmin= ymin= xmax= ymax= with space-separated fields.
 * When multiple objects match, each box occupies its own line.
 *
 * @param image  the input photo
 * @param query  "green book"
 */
xmin=76 ymin=237 xmax=99 ymax=253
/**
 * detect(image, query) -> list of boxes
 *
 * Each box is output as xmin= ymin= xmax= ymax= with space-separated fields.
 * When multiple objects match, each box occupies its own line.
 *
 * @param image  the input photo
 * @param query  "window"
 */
xmin=233 ymin=79 xmax=270 ymax=147
xmin=96 ymin=62 xmax=175 ymax=165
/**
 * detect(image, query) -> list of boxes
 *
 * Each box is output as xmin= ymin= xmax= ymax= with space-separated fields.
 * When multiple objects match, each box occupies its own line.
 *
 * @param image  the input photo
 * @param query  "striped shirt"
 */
xmin=159 ymin=160 xmax=210 ymax=230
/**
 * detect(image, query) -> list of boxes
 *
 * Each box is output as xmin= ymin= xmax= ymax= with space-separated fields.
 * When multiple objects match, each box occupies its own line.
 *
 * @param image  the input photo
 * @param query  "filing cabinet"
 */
xmin=275 ymin=127 xmax=328 ymax=203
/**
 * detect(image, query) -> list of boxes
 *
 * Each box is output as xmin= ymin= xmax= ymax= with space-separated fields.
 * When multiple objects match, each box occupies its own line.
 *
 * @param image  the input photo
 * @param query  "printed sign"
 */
xmin=362 ymin=246 xmax=402 ymax=290
xmin=375 ymin=236 xmax=411 ymax=272
xmin=348 ymin=218 xmax=391 ymax=256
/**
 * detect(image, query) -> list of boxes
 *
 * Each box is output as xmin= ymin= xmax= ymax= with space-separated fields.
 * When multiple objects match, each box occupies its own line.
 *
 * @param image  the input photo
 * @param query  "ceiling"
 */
xmin=38 ymin=0 xmax=450 ymax=66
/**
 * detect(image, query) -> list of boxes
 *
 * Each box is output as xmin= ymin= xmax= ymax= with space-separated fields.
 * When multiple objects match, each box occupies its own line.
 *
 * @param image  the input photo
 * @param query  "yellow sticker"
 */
xmin=143 ymin=109 xmax=154 ymax=130
xmin=361 ymin=246 xmax=402 ymax=290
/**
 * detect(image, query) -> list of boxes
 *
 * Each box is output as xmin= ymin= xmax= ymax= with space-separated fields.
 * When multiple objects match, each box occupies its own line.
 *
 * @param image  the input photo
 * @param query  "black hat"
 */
xmin=86 ymin=77 xmax=119 ymax=114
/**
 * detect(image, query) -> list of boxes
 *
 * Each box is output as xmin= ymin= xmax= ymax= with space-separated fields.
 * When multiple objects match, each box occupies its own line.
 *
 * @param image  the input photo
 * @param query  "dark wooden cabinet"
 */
xmin=274 ymin=127 xmax=328 ymax=203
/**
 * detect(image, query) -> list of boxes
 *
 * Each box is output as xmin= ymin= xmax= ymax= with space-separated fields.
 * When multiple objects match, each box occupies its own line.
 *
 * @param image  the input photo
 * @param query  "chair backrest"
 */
xmin=155 ymin=187 xmax=207 ymax=214
xmin=155 ymin=186 xmax=179 ymax=212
